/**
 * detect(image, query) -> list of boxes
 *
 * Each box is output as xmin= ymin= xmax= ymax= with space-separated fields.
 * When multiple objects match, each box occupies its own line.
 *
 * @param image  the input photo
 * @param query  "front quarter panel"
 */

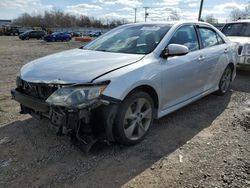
xmin=94 ymin=53 xmax=162 ymax=104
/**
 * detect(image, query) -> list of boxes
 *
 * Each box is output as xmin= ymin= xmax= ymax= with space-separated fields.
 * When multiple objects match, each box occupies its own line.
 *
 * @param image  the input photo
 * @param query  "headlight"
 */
xmin=16 ymin=75 xmax=22 ymax=87
xmin=243 ymin=44 xmax=250 ymax=55
xmin=46 ymin=85 xmax=107 ymax=107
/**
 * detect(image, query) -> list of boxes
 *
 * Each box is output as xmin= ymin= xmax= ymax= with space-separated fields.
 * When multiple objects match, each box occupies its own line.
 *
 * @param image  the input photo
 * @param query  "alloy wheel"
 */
xmin=123 ymin=98 xmax=153 ymax=140
xmin=220 ymin=68 xmax=232 ymax=93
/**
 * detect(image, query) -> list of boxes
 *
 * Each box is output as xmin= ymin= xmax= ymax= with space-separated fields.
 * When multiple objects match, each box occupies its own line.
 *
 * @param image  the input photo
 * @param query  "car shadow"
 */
xmin=231 ymin=69 xmax=250 ymax=93
xmin=0 ymin=89 xmax=234 ymax=188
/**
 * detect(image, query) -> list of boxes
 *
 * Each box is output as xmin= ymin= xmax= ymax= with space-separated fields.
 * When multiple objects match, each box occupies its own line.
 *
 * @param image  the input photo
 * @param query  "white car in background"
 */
xmin=12 ymin=21 xmax=237 ymax=150
xmin=221 ymin=20 xmax=250 ymax=68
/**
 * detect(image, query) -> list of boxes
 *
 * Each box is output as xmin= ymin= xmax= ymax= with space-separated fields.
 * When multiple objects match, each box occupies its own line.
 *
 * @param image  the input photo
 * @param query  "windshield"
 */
xmin=83 ymin=24 xmax=171 ymax=54
xmin=222 ymin=23 xmax=250 ymax=37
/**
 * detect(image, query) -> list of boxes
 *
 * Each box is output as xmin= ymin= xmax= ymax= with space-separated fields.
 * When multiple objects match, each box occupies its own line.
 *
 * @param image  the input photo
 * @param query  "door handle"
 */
xmin=224 ymin=48 xmax=228 ymax=53
xmin=198 ymin=55 xmax=205 ymax=61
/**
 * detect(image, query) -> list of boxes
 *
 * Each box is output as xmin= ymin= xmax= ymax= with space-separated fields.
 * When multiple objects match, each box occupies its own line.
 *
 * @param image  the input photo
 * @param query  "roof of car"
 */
xmin=225 ymin=19 xmax=250 ymax=23
xmin=124 ymin=21 xmax=213 ymax=27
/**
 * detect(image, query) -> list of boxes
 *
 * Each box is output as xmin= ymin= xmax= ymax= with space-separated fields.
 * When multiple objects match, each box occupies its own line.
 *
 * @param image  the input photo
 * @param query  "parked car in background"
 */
xmin=19 ymin=30 xmax=46 ymax=40
xmin=11 ymin=21 xmax=237 ymax=150
xmin=70 ymin=31 xmax=82 ymax=37
xmin=0 ymin=25 xmax=20 ymax=36
xmin=221 ymin=20 xmax=250 ymax=68
xmin=89 ymin=31 xmax=102 ymax=37
xmin=44 ymin=32 xmax=72 ymax=42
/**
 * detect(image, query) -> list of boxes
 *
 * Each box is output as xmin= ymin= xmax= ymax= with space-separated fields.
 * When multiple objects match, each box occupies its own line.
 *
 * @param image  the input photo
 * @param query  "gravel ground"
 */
xmin=0 ymin=36 xmax=249 ymax=188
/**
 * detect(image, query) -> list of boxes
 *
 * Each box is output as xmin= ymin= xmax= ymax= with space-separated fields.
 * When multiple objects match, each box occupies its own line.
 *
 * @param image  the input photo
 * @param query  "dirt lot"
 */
xmin=0 ymin=36 xmax=249 ymax=188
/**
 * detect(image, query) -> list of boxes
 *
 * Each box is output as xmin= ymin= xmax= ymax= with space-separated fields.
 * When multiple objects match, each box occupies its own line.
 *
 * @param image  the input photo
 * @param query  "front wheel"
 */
xmin=114 ymin=91 xmax=154 ymax=145
xmin=215 ymin=66 xmax=232 ymax=96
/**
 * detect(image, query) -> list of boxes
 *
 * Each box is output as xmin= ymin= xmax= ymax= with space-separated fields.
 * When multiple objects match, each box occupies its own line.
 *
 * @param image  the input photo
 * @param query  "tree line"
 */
xmin=230 ymin=2 xmax=250 ymax=21
xmin=205 ymin=1 xmax=250 ymax=24
xmin=13 ymin=10 xmax=126 ymax=28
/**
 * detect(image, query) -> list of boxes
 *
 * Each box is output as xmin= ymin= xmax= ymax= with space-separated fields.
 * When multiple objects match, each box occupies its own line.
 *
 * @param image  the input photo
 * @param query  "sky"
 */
xmin=0 ymin=0 xmax=249 ymax=23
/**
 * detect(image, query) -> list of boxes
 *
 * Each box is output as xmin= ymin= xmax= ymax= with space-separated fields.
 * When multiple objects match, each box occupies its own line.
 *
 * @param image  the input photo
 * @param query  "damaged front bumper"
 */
xmin=11 ymin=88 xmax=119 ymax=152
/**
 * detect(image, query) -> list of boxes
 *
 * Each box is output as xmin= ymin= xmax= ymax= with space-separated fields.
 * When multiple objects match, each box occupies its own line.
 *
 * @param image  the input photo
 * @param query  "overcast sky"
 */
xmin=0 ymin=0 xmax=249 ymax=22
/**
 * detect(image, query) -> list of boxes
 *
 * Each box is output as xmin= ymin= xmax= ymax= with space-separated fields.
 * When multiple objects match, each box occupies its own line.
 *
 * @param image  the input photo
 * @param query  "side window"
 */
xmin=198 ymin=27 xmax=219 ymax=48
xmin=169 ymin=25 xmax=199 ymax=52
xmin=216 ymin=33 xmax=225 ymax=45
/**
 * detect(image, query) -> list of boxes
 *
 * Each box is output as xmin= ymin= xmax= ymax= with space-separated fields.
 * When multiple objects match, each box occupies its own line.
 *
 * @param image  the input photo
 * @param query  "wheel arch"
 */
xmin=227 ymin=62 xmax=235 ymax=81
xmin=123 ymin=84 xmax=159 ymax=110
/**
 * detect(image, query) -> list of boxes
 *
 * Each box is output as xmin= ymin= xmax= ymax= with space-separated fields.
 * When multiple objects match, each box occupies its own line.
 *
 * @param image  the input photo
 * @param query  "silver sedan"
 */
xmin=12 ymin=21 xmax=237 ymax=147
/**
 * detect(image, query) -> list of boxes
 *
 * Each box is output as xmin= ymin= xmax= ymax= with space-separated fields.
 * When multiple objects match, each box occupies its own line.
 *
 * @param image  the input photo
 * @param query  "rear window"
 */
xmin=222 ymin=23 xmax=250 ymax=37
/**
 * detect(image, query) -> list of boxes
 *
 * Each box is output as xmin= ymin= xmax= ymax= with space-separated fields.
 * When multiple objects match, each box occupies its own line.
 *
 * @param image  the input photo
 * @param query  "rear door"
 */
xmin=196 ymin=25 xmax=229 ymax=90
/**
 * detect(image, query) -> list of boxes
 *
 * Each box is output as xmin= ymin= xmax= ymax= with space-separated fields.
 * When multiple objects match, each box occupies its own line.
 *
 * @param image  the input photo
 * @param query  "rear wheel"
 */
xmin=215 ymin=66 xmax=232 ymax=96
xmin=114 ymin=91 xmax=154 ymax=145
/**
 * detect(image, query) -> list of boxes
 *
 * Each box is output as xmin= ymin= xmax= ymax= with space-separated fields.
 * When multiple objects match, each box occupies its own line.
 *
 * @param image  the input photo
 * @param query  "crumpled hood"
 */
xmin=227 ymin=36 xmax=250 ymax=44
xmin=20 ymin=49 xmax=144 ymax=84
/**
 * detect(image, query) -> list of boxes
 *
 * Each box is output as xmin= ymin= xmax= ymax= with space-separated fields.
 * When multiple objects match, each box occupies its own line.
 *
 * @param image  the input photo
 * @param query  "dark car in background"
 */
xmin=44 ymin=32 xmax=72 ymax=42
xmin=70 ymin=31 xmax=82 ymax=37
xmin=19 ymin=30 xmax=46 ymax=40
xmin=89 ymin=31 xmax=102 ymax=37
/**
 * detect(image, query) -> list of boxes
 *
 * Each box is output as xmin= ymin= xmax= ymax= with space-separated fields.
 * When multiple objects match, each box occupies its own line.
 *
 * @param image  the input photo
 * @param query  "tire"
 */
xmin=215 ymin=66 xmax=232 ymax=96
xmin=114 ymin=91 xmax=154 ymax=145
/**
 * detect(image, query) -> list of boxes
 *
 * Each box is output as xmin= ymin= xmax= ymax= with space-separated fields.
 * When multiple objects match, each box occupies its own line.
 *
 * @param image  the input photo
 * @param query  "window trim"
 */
xmin=216 ymin=33 xmax=225 ymax=45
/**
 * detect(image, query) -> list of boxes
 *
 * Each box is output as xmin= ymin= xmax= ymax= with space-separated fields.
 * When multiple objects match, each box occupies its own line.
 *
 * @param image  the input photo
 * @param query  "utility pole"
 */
xmin=134 ymin=8 xmax=137 ymax=23
xmin=198 ymin=0 xmax=204 ymax=21
xmin=143 ymin=7 xmax=149 ymax=22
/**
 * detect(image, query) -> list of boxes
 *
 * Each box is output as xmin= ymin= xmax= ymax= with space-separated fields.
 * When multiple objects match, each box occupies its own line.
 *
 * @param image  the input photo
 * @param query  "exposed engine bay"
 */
xmin=11 ymin=77 xmax=119 ymax=152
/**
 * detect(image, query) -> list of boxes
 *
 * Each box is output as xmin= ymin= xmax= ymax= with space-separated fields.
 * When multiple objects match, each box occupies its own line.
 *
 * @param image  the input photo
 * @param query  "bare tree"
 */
xmin=230 ymin=8 xmax=245 ymax=20
xmin=13 ymin=10 xmax=125 ymax=28
xmin=230 ymin=1 xmax=250 ymax=20
xmin=205 ymin=14 xmax=218 ymax=24
xmin=169 ymin=10 xmax=180 ymax=21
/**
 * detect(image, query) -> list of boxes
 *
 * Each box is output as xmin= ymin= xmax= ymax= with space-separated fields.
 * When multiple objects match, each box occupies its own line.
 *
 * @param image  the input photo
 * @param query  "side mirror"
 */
xmin=160 ymin=44 xmax=189 ymax=58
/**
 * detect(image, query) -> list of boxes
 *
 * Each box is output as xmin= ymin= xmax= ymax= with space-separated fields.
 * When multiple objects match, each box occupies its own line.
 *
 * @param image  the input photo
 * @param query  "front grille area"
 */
xmin=247 ymin=57 xmax=250 ymax=64
xmin=238 ymin=45 xmax=243 ymax=55
xmin=17 ymin=78 xmax=58 ymax=101
xmin=245 ymin=44 xmax=250 ymax=55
